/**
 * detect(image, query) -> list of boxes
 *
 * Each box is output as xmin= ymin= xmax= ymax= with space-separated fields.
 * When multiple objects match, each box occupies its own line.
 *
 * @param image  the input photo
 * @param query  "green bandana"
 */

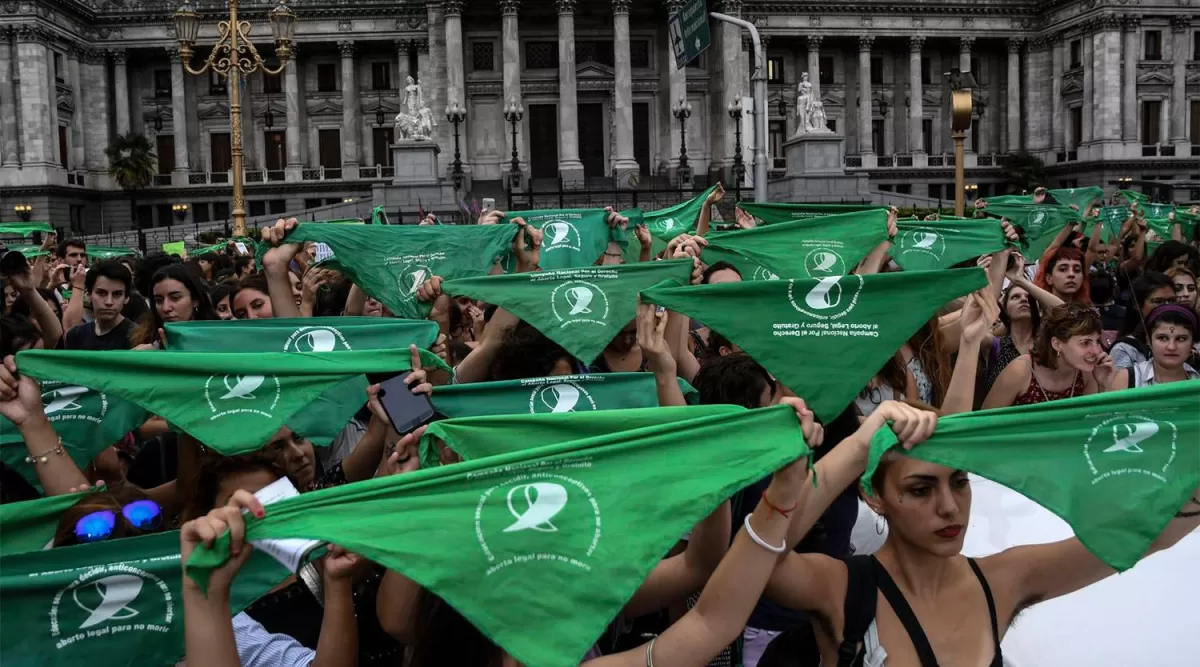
xmin=0 ymin=221 xmax=54 ymax=237
xmin=702 ymin=210 xmax=889 ymax=280
xmin=442 ymin=259 xmax=693 ymax=364
xmin=0 ymin=530 xmax=289 ymax=667
xmin=736 ymin=202 xmax=884 ymax=225
xmin=0 ymin=491 xmax=88 ymax=556
xmin=261 ymin=223 xmax=517 ymax=319
xmin=431 ymin=372 xmax=697 ymax=419
xmin=862 ymin=383 xmax=1200 ymax=571
xmin=892 ymin=218 xmax=1011 ymax=271
xmin=1093 ymin=206 xmax=1130 ymax=241
xmin=86 ymin=246 xmax=139 ymax=259
xmin=642 ymin=185 xmax=718 ymax=241
xmin=1048 ymin=186 xmax=1105 ymax=212
xmin=421 ymin=404 xmax=740 ymax=468
xmin=1116 ymin=189 xmax=1149 ymax=205
xmin=502 ymin=209 xmax=617 ymax=271
xmin=187 ymin=404 xmax=810 ymax=667
xmin=161 ymin=241 xmax=185 ymax=257
xmin=14 ymin=349 xmax=446 ymax=455
xmin=1 ymin=380 xmax=150 ymax=490
xmin=3 ymin=244 xmax=49 ymax=258
xmin=981 ymin=202 xmax=1081 ymax=258
xmin=164 ymin=317 xmax=439 ymax=445
xmin=371 ymin=205 xmax=388 ymax=225
xmin=642 ymin=268 xmax=987 ymax=420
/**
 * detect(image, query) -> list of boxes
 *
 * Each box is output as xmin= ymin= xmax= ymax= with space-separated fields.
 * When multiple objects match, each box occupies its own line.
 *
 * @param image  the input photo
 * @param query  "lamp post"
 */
xmin=172 ymin=0 xmax=296 ymax=238
xmin=445 ymin=101 xmax=467 ymax=191
xmin=671 ymin=95 xmax=693 ymax=187
xmin=503 ymin=98 xmax=523 ymax=192
xmin=965 ymin=184 xmax=978 ymax=204
xmin=153 ymin=103 xmax=165 ymax=133
xmin=172 ymin=203 xmax=190 ymax=223
xmin=375 ymin=91 xmax=386 ymax=128
xmin=945 ymin=68 xmax=977 ymax=218
xmin=14 ymin=204 xmax=33 ymax=222
xmin=727 ymin=97 xmax=745 ymax=202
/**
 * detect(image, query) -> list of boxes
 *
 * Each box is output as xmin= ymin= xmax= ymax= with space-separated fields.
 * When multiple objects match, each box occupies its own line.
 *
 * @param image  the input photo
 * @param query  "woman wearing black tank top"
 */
xmin=761 ymin=411 xmax=1200 ymax=667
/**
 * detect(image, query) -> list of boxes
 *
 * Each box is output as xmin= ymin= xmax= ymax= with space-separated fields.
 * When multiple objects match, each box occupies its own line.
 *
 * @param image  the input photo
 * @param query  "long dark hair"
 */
xmin=1146 ymin=241 xmax=1199 ymax=275
xmin=407 ymin=589 xmax=504 ymax=667
xmin=998 ymin=283 xmax=1042 ymax=334
xmin=132 ymin=264 xmax=216 ymax=346
xmin=1116 ymin=271 xmax=1174 ymax=339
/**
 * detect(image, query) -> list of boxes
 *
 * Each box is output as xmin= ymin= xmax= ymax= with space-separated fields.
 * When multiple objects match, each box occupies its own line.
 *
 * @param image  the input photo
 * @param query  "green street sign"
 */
xmin=668 ymin=0 xmax=711 ymax=69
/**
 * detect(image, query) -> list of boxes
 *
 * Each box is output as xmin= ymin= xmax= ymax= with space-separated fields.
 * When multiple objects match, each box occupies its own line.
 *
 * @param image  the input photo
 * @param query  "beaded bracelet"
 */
xmin=25 ymin=439 xmax=65 ymax=465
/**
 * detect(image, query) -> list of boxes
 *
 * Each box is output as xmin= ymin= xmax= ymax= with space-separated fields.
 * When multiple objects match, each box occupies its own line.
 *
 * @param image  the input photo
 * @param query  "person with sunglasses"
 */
xmin=52 ymin=484 xmax=164 ymax=547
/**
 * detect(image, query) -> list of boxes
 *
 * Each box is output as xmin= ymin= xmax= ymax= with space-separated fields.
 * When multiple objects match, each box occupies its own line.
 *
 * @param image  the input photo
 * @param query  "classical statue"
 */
xmin=395 ymin=75 xmax=436 ymax=141
xmin=795 ymin=72 xmax=831 ymax=135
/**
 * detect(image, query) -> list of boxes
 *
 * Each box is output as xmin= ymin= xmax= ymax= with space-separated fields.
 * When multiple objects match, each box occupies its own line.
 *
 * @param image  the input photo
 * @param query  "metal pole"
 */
xmin=228 ymin=0 xmax=247 ymax=238
xmin=953 ymin=131 xmax=966 ymax=217
xmin=710 ymin=12 xmax=767 ymax=202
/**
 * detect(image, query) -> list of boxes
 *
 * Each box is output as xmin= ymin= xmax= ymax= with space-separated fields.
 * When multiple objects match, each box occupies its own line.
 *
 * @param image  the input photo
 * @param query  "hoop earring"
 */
xmin=875 ymin=512 xmax=886 ymax=535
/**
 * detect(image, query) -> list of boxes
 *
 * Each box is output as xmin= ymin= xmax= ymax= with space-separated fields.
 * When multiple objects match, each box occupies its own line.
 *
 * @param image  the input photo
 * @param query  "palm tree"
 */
xmin=1002 ymin=151 xmax=1047 ymax=195
xmin=106 ymin=133 xmax=158 ymax=229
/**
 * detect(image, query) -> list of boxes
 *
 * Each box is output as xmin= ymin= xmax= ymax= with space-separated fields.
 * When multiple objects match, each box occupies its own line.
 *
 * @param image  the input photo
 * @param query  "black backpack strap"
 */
xmin=835 ymin=555 xmax=879 ymax=667
xmin=872 ymin=559 xmax=940 ymax=667
xmin=1127 ymin=366 xmax=1135 ymax=388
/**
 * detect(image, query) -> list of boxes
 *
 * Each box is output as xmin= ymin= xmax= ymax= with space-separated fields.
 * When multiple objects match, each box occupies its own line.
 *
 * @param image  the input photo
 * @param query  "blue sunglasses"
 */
xmin=74 ymin=500 xmax=163 ymax=544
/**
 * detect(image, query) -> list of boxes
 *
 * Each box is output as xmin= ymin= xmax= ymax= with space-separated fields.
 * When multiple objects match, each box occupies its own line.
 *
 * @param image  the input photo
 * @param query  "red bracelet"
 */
xmin=761 ymin=490 xmax=799 ymax=518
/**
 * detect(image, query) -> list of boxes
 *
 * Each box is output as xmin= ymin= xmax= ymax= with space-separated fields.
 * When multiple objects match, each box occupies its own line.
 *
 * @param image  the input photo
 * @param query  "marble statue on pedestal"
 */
xmin=395 ymin=76 xmax=436 ymax=141
xmin=795 ymin=72 xmax=832 ymax=136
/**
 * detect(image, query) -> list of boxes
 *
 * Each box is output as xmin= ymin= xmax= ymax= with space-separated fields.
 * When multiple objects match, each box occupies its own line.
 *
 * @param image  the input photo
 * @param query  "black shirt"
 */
xmin=58 ymin=318 xmax=135 ymax=351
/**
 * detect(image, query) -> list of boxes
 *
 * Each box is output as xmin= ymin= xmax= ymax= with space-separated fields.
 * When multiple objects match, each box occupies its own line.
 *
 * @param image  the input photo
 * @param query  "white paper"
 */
xmin=234 ymin=242 xmax=248 ymax=255
xmin=312 ymin=242 xmax=334 ymax=262
xmin=250 ymin=477 xmax=322 ymax=572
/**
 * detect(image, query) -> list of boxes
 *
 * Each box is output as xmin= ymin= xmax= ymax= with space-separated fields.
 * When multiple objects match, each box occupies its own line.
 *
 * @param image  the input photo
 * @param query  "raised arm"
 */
xmin=259 ymin=218 xmax=304 ymax=319
xmin=637 ymin=303 xmax=687 ymax=407
xmin=941 ymin=292 xmax=998 ymax=415
xmin=620 ymin=500 xmax=731 ymax=619
xmin=0 ymin=355 xmax=89 ymax=494
xmin=694 ymin=183 xmax=724 ymax=238
xmin=60 ymin=265 xmax=87 ymax=332
xmin=11 ymin=267 xmax=63 ymax=348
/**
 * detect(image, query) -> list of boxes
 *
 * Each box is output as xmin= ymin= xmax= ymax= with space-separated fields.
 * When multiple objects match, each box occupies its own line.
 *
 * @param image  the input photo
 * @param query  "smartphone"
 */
xmin=374 ymin=374 xmax=436 ymax=435
xmin=0 ymin=250 xmax=28 ymax=277
xmin=481 ymin=197 xmax=495 ymax=214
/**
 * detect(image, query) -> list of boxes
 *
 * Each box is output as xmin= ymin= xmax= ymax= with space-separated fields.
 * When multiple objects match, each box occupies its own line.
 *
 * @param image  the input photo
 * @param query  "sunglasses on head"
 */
xmin=74 ymin=499 xmax=163 ymax=544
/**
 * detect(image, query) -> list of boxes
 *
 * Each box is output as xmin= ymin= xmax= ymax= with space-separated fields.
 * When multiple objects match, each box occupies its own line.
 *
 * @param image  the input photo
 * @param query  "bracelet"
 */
xmin=761 ymin=489 xmax=799 ymax=518
xmin=25 ymin=440 xmax=65 ymax=465
xmin=645 ymin=636 xmax=657 ymax=667
xmin=743 ymin=514 xmax=787 ymax=554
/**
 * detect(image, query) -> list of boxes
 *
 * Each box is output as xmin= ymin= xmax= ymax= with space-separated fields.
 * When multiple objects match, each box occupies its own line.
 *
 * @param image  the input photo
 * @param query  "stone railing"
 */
xmin=144 ymin=166 xmax=397 ymax=187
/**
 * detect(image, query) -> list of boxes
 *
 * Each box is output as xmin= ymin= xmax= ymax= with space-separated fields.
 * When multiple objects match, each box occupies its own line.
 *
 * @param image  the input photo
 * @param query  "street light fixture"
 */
xmin=965 ymin=184 xmax=979 ymax=200
xmin=445 ymin=101 xmax=467 ymax=191
xmin=671 ymin=95 xmax=693 ymax=187
xmin=503 ymin=98 xmax=524 ymax=192
xmin=172 ymin=203 xmax=189 ymax=222
xmin=945 ymin=67 xmax=978 ymax=218
xmin=13 ymin=204 xmax=33 ymax=222
xmin=727 ymin=96 xmax=746 ymax=202
xmin=172 ymin=0 xmax=297 ymax=238
xmin=375 ymin=91 xmax=386 ymax=128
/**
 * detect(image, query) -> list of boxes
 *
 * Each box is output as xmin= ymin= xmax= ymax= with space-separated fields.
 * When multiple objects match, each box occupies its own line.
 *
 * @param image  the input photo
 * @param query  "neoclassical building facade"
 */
xmin=0 ymin=0 xmax=1197 ymax=233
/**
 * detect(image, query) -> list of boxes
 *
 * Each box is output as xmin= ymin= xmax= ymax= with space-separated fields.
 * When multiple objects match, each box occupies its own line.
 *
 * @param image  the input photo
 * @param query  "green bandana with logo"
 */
xmin=736 ymin=202 xmax=884 ymax=226
xmin=86 ymin=246 xmax=139 ymax=259
xmin=0 ymin=530 xmax=290 ymax=667
xmin=14 ymin=349 xmax=447 ymax=456
xmin=442 ymin=259 xmax=693 ymax=364
xmin=642 ymin=268 xmax=987 ymax=421
xmin=502 ymin=209 xmax=618 ymax=271
xmin=259 ymin=223 xmax=517 ymax=319
xmin=702 ymin=210 xmax=889 ymax=281
xmin=421 ymin=404 xmax=739 ymax=468
xmin=642 ymin=185 xmax=718 ymax=241
xmin=0 ymin=491 xmax=88 ymax=556
xmin=0 ymin=221 xmax=54 ymax=237
xmin=1092 ymin=206 xmax=1130 ymax=242
xmin=1 ymin=380 xmax=150 ymax=491
xmin=432 ymin=372 xmax=697 ymax=419
xmin=164 ymin=317 xmax=439 ymax=446
xmin=186 ymin=404 xmax=809 ymax=667
xmin=862 ymin=382 xmax=1200 ymax=571
xmin=981 ymin=202 xmax=1080 ymax=259
xmin=891 ymin=217 xmax=1012 ymax=271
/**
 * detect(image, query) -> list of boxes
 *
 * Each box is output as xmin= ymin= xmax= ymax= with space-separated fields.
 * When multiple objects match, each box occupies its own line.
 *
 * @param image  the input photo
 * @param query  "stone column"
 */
xmin=612 ymin=0 xmax=639 ymax=180
xmin=1169 ymin=17 xmax=1190 ymax=148
xmin=857 ymin=36 xmax=874 ymax=156
xmin=556 ymin=0 xmax=584 ymax=182
xmin=1093 ymin=15 xmax=1123 ymax=147
xmin=338 ymin=41 xmax=360 ymax=169
xmin=667 ymin=0 xmax=688 ymax=169
xmin=1050 ymin=35 xmax=1064 ymax=152
xmin=959 ymin=36 xmax=974 ymax=74
xmin=1082 ymin=30 xmax=1094 ymax=144
xmin=80 ymin=48 xmax=111 ymax=172
xmin=396 ymin=39 xmax=411 ymax=88
xmin=284 ymin=46 xmax=303 ymax=179
xmin=712 ymin=1 xmax=743 ymax=173
xmin=500 ymin=0 xmax=522 ymax=175
xmin=111 ymin=49 xmax=130 ymax=135
xmin=0 ymin=29 xmax=20 ymax=167
xmin=444 ymin=1 xmax=465 ymax=106
xmin=67 ymin=45 xmax=84 ymax=169
xmin=1006 ymin=39 xmax=1022 ymax=153
xmin=168 ymin=48 xmax=190 ymax=182
xmin=1121 ymin=17 xmax=1140 ymax=145
xmin=429 ymin=3 xmax=452 ymax=176
xmin=908 ymin=36 xmax=924 ymax=155
xmin=807 ymin=35 xmax=822 ymax=106
xmin=15 ymin=27 xmax=53 ymax=166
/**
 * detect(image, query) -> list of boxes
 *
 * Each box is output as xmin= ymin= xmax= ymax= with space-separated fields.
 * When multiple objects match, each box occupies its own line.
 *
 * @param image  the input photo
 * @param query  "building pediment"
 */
xmin=1137 ymin=68 xmax=1173 ymax=85
xmin=307 ymin=99 xmax=343 ymax=116
xmin=577 ymin=62 xmax=614 ymax=78
xmin=197 ymin=100 xmax=230 ymax=120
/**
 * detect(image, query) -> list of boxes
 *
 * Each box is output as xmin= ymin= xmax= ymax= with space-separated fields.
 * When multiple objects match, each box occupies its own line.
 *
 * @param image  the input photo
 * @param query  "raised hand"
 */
xmin=477 ymin=209 xmax=504 ymax=225
xmin=959 ymin=291 xmax=999 ymax=347
xmin=512 ymin=217 xmax=543 ymax=272
xmin=380 ymin=425 xmax=427 ymax=477
xmin=636 ymin=302 xmax=674 ymax=375
xmin=179 ymin=489 xmax=264 ymax=593
xmin=0 ymin=355 xmax=45 ymax=427
xmin=634 ymin=224 xmax=653 ymax=249
xmin=322 ymin=544 xmax=365 ymax=581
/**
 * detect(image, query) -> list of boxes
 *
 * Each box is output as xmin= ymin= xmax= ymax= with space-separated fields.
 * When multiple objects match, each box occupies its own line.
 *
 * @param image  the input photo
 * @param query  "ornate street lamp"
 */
xmin=671 ymin=95 xmax=693 ymax=187
xmin=13 ymin=204 xmax=33 ymax=222
xmin=376 ymin=91 xmax=386 ymax=128
xmin=945 ymin=68 xmax=978 ymax=217
xmin=172 ymin=0 xmax=297 ymax=238
xmin=445 ymin=101 xmax=467 ymax=191
xmin=172 ymin=203 xmax=190 ymax=222
xmin=727 ymin=96 xmax=745 ymax=202
xmin=503 ymin=97 xmax=524 ymax=192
